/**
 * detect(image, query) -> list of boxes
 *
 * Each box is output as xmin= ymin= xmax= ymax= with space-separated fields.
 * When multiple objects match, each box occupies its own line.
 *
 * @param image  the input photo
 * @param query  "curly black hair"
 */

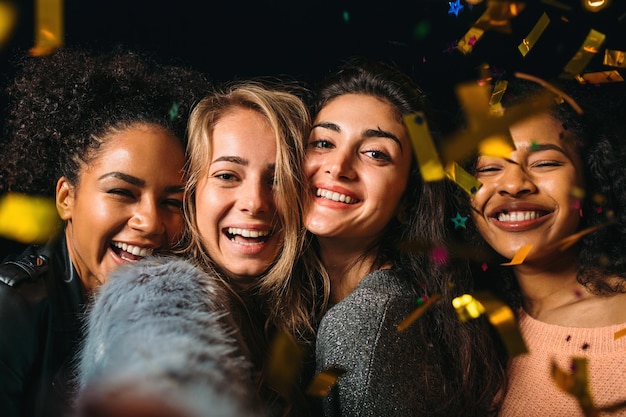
xmin=451 ymin=75 xmax=626 ymax=308
xmin=0 ymin=46 xmax=212 ymax=197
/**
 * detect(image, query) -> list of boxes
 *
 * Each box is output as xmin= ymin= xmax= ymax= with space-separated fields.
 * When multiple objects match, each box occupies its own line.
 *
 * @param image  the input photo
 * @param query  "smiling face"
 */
xmin=304 ymin=94 xmax=413 ymax=247
xmin=470 ymin=112 xmax=585 ymax=264
xmin=57 ymin=124 xmax=186 ymax=293
xmin=194 ymin=107 xmax=281 ymax=283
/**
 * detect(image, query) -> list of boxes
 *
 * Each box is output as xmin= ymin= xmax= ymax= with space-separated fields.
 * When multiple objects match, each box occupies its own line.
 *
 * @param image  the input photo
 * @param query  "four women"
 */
xmin=4 ymin=46 xmax=625 ymax=417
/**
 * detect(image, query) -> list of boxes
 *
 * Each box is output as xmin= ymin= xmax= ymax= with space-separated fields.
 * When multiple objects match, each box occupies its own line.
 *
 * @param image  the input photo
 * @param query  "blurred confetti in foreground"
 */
xmin=0 ymin=193 xmax=61 ymax=244
xmin=0 ymin=0 xmax=17 ymax=49
xmin=30 ymin=0 xmax=64 ymax=56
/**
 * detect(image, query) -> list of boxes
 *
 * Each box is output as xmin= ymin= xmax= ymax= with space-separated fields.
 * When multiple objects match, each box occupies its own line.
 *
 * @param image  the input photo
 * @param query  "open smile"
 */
xmin=315 ymin=188 xmax=359 ymax=204
xmin=225 ymin=227 xmax=272 ymax=246
xmin=111 ymin=241 xmax=154 ymax=262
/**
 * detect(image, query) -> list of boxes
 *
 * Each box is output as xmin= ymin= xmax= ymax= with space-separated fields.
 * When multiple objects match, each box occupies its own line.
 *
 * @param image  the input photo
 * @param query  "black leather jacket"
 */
xmin=0 ymin=234 xmax=86 ymax=417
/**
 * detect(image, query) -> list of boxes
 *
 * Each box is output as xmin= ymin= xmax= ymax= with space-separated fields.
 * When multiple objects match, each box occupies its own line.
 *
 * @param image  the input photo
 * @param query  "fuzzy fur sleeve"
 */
xmin=74 ymin=256 xmax=258 ymax=417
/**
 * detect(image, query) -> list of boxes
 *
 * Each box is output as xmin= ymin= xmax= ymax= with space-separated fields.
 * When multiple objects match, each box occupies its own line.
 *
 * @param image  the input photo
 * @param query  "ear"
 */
xmin=56 ymin=177 xmax=75 ymax=221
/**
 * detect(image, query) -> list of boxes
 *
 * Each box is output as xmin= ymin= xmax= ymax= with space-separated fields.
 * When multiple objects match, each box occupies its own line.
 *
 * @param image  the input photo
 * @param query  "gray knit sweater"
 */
xmin=315 ymin=268 xmax=431 ymax=417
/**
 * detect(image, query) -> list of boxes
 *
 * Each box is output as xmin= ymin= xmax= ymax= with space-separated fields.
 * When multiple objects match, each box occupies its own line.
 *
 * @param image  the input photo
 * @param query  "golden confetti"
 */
xmin=397 ymin=293 xmax=441 ymax=332
xmin=457 ymin=26 xmax=485 ymax=55
xmin=547 ymin=220 xmax=615 ymax=252
xmin=614 ymin=328 xmax=626 ymax=340
xmin=473 ymin=0 xmax=526 ymax=33
xmin=501 ymin=244 xmax=533 ymax=266
xmin=266 ymin=329 xmax=305 ymax=398
xmin=0 ymin=0 xmax=17 ymax=49
xmin=0 ymin=192 xmax=61 ymax=244
xmin=403 ymin=112 xmax=445 ymax=182
xmin=442 ymin=80 xmax=555 ymax=164
xmin=489 ymin=79 xmax=509 ymax=116
xmin=603 ymin=49 xmax=626 ymax=68
xmin=453 ymin=291 xmax=528 ymax=357
xmin=561 ymin=29 xmax=606 ymax=79
xmin=306 ymin=365 xmax=347 ymax=397
xmin=30 ymin=0 xmax=64 ymax=56
xmin=575 ymin=70 xmax=624 ymax=84
xmin=518 ymin=12 xmax=550 ymax=57
xmin=445 ymin=162 xmax=482 ymax=196
xmin=552 ymin=357 xmax=597 ymax=417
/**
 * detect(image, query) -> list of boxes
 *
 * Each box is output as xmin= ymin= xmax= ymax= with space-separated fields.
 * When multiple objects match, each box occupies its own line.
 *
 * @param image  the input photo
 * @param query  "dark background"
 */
xmin=1 ymin=0 xmax=626 ymax=256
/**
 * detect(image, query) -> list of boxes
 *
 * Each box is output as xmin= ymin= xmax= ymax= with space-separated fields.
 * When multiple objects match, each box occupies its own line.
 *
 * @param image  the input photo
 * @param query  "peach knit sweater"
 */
xmin=499 ymin=309 xmax=626 ymax=416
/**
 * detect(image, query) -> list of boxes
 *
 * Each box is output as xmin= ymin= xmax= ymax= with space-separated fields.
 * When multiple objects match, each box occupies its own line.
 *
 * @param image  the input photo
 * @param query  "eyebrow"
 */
xmin=311 ymin=122 xmax=404 ymax=152
xmin=98 ymin=172 xmax=184 ymax=193
xmin=212 ymin=155 xmax=276 ymax=170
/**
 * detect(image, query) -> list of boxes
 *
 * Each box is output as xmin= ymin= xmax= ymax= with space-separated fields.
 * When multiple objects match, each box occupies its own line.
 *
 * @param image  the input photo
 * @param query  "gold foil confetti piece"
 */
xmin=442 ymin=88 xmax=554 ymax=164
xmin=0 ymin=0 xmax=17 ymax=48
xmin=592 ymin=193 xmax=605 ymax=205
xmin=552 ymin=357 xmax=597 ymax=417
xmin=518 ymin=12 xmax=550 ymax=57
xmin=489 ymin=80 xmax=508 ymax=116
xmin=457 ymin=26 xmax=485 ymax=55
xmin=501 ymin=244 xmax=533 ymax=266
xmin=30 ymin=0 xmax=64 ymax=56
xmin=614 ymin=328 xmax=626 ymax=340
xmin=473 ymin=1 xmax=526 ymax=33
xmin=561 ymin=29 xmax=606 ymax=79
xmin=453 ymin=291 xmax=528 ymax=357
xmin=397 ymin=293 xmax=441 ymax=331
xmin=547 ymin=220 xmax=615 ymax=252
xmin=478 ymin=134 xmax=515 ymax=159
xmin=403 ymin=113 xmax=446 ymax=182
xmin=603 ymin=49 xmax=626 ymax=68
xmin=576 ymin=70 xmax=624 ymax=84
xmin=266 ymin=329 xmax=305 ymax=398
xmin=306 ymin=365 xmax=347 ymax=397
xmin=0 ymin=192 xmax=61 ymax=244
xmin=445 ymin=162 xmax=483 ymax=196
xmin=581 ymin=0 xmax=611 ymax=12
xmin=456 ymin=81 xmax=491 ymax=132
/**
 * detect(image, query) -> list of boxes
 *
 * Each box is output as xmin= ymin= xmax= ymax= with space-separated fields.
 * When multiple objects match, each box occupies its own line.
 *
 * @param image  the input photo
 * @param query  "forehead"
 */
xmin=316 ymin=93 xmax=399 ymax=123
xmin=509 ymin=113 xmax=569 ymax=149
xmin=211 ymin=107 xmax=276 ymax=158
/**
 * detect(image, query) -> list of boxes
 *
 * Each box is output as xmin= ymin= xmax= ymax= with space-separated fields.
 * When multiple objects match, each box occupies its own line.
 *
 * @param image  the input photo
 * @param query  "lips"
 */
xmin=224 ymin=227 xmax=272 ymax=245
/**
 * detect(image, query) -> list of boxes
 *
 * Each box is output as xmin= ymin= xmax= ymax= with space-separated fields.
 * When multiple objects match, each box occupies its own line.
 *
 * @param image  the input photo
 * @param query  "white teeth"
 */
xmin=316 ymin=188 xmax=356 ymax=204
xmin=112 ymin=241 xmax=153 ymax=257
xmin=497 ymin=211 xmax=539 ymax=222
xmin=227 ymin=228 xmax=270 ymax=238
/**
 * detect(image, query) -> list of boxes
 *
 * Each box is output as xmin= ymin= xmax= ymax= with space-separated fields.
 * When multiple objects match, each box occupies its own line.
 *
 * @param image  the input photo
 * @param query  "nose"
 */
xmin=497 ymin=165 xmax=537 ymax=197
xmin=238 ymin=178 xmax=273 ymax=215
xmin=128 ymin=198 xmax=166 ymax=236
xmin=324 ymin=149 xmax=356 ymax=180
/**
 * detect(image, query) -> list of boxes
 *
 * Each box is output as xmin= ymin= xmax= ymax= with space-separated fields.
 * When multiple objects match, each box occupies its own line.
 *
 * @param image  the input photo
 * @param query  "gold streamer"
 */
xmin=453 ymin=291 xmax=528 ymax=357
xmin=445 ymin=162 xmax=482 ymax=196
xmin=552 ymin=357 xmax=597 ymax=417
xmin=501 ymin=244 xmax=533 ymax=266
xmin=575 ymin=71 xmax=624 ymax=84
xmin=561 ymin=29 xmax=606 ymax=79
xmin=518 ymin=12 xmax=550 ymax=57
xmin=603 ymin=49 xmax=626 ymax=68
xmin=30 ymin=0 xmax=64 ymax=56
xmin=266 ymin=329 xmax=305 ymax=398
xmin=397 ymin=293 xmax=441 ymax=331
xmin=457 ymin=26 xmax=485 ymax=55
xmin=306 ymin=365 xmax=347 ymax=397
xmin=403 ymin=113 xmax=446 ymax=182
xmin=0 ymin=0 xmax=17 ymax=49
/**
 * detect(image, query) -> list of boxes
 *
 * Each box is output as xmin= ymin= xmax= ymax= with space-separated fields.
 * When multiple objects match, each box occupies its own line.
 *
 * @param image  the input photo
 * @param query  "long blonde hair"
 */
xmin=180 ymin=80 xmax=318 ymax=343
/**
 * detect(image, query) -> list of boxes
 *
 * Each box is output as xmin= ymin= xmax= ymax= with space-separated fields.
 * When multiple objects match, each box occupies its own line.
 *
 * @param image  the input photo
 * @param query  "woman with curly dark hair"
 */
xmin=454 ymin=75 xmax=626 ymax=416
xmin=0 ymin=47 xmax=210 ymax=417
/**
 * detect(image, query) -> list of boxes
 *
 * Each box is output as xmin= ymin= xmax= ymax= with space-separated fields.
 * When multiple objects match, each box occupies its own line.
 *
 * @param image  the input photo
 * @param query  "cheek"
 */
xmin=303 ymin=155 xmax=319 ymax=178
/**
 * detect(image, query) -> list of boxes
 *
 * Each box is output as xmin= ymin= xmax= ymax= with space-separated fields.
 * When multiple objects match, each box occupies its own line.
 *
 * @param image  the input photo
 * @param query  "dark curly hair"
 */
xmin=0 ymin=47 xmax=212 ymax=196
xmin=451 ymin=75 xmax=626 ymax=309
